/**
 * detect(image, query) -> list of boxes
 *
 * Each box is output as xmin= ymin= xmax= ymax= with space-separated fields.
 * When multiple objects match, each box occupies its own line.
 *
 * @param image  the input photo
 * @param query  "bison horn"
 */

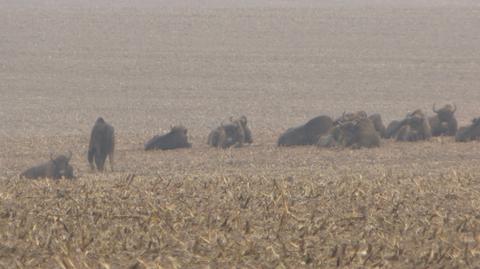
xmin=432 ymin=103 xmax=438 ymax=113
xmin=452 ymin=103 xmax=457 ymax=113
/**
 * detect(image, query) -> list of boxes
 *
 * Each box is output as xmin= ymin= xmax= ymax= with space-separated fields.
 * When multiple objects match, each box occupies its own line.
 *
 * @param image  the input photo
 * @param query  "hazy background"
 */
xmin=1 ymin=0 xmax=480 ymax=140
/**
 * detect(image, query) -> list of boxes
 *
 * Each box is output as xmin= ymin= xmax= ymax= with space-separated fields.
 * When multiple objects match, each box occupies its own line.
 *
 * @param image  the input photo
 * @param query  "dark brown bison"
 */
xmin=208 ymin=116 xmax=252 ymax=148
xmin=238 ymin=116 xmax=253 ymax=144
xmin=88 ymin=117 xmax=115 ymax=172
xmin=368 ymin=113 xmax=387 ymax=138
xmin=317 ymin=125 xmax=347 ymax=148
xmin=385 ymin=120 xmax=403 ymax=139
xmin=395 ymin=110 xmax=432 ymax=142
xmin=343 ymin=118 xmax=381 ymax=148
xmin=455 ymin=118 xmax=480 ymax=142
xmin=429 ymin=103 xmax=457 ymax=136
xmin=21 ymin=152 xmax=75 ymax=179
xmin=319 ymin=118 xmax=380 ymax=148
xmin=144 ymin=125 xmax=192 ymax=151
xmin=278 ymin=115 xmax=334 ymax=146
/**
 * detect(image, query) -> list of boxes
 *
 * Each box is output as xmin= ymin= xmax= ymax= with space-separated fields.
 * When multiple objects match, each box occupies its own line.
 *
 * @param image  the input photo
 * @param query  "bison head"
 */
xmin=433 ymin=103 xmax=456 ymax=122
xmin=406 ymin=109 xmax=427 ymax=129
xmin=171 ymin=125 xmax=188 ymax=136
xmin=51 ymin=151 xmax=73 ymax=178
xmin=471 ymin=117 xmax=480 ymax=127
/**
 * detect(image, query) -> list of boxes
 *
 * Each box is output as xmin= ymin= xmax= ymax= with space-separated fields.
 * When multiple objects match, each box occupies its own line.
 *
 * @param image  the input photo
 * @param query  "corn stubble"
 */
xmin=1 ymin=138 xmax=480 ymax=268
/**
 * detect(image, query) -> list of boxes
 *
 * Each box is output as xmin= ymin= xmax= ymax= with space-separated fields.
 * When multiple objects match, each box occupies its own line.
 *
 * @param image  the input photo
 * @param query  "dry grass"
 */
xmin=2 ymin=138 xmax=480 ymax=268
xmin=2 ymin=2 xmax=480 ymax=268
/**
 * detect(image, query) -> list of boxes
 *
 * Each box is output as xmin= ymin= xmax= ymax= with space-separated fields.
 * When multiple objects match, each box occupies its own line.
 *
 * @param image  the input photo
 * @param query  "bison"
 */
xmin=144 ymin=125 xmax=192 ymax=150
xmin=319 ymin=118 xmax=380 ymax=148
xmin=88 ymin=117 xmax=115 ymax=172
xmin=208 ymin=116 xmax=252 ymax=148
xmin=368 ymin=113 xmax=387 ymax=138
xmin=395 ymin=109 xmax=432 ymax=142
xmin=385 ymin=120 xmax=404 ymax=139
xmin=278 ymin=115 xmax=334 ymax=146
xmin=317 ymin=125 xmax=348 ymax=148
xmin=455 ymin=118 xmax=480 ymax=142
xmin=342 ymin=118 xmax=381 ymax=148
xmin=238 ymin=116 xmax=253 ymax=144
xmin=21 ymin=152 xmax=75 ymax=180
xmin=429 ymin=103 xmax=457 ymax=136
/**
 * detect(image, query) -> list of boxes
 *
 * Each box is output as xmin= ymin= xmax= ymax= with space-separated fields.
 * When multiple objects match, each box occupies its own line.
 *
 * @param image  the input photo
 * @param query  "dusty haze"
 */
xmin=1 ymin=0 xmax=480 ymax=139
xmin=2 ymin=1 xmax=480 ymax=268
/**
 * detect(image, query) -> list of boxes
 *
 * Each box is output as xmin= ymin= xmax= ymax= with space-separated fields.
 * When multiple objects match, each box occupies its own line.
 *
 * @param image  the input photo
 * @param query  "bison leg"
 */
xmin=109 ymin=152 xmax=114 ymax=172
xmin=88 ymin=148 xmax=96 ymax=170
xmin=95 ymin=151 xmax=106 ymax=172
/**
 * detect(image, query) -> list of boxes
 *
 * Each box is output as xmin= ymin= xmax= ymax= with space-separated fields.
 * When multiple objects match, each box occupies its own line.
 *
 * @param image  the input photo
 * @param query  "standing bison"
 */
xmin=208 ymin=116 xmax=252 ymax=148
xmin=278 ymin=115 xmax=333 ymax=146
xmin=88 ymin=117 xmax=115 ymax=172
xmin=429 ymin=103 xmax=457 ymax=136
xmin=21 ymin=152 xmax=75 ymax=179
xmin=455 ymin=118 xmax=480 ymax=142
xmin=145 ymin=125 xmax=192 ymax=150
xmin=395 ymin=110 xmax=432 ymax=142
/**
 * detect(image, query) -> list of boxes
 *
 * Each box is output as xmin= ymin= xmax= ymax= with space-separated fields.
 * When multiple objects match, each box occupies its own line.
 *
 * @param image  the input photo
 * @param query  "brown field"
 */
xmin=2 ymin=1 xmax=480 ymax=268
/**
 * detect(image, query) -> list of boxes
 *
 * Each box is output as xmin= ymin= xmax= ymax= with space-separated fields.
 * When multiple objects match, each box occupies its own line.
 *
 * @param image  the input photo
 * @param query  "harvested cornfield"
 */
xmin=2 ymin=1 xmax=480 ymax=268
xmin=2 ymin=139 xmax=480 ymax=268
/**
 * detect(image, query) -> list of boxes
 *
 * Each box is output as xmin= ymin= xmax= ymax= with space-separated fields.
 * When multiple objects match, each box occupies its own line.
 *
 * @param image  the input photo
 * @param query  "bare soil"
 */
xmin=1 ymin=1 xmax=480 ymax=268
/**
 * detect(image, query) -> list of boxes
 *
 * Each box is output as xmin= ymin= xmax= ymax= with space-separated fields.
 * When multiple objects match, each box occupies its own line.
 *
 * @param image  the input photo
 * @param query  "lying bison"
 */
xmin=317 ymin=125 xmax=346 ymax=148
xmin=208 ymin=116 xmax=252 ymax=148
xmin=21 ymin=152 xmax=75 ymax=180
xmin=368 ymin=113 xmax=387 ymax=138
xmin=385 ymin=119 xmax=404 ymax=139
xmin=278 ymin=115 xmax=333 ymax=146
xmin=88 ymin=117 xmax=115 ymax=172
xmin=429 ymin=103 xmax=457 ymax=136
xmin=343 ymin=118 xmax=381 ymax=148
xmin=145 ymin=125 xmax=191 ymax=150
xmin=395 ymin=110 xmax=432 ymax=142
xmin=455 ymin=118 xmax=480 ymax=142
xmin=318 ymin=118 xmax=380 ymax=149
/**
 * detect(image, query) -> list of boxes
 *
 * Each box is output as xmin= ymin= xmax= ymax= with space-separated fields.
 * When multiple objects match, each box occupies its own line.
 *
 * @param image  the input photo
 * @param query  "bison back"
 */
xmin=90 ymin=123 xmax=115 ymax=155
xmin=385 ymin=120 xmax=403 ymax=139
xmin=304 ymin=116 xmax=334 ymax=144
xmin=144 ymin=135 xmax=162 ymax=150
xmin=20 ymin=162 xmax=53 ymax=179
xmin=277 ymin=126 xmax=307 ymax=146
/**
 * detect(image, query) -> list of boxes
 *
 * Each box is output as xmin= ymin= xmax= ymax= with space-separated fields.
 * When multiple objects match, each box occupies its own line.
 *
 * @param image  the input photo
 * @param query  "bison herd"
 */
xmin=20 ymin=104 xmax=480 ymax=180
